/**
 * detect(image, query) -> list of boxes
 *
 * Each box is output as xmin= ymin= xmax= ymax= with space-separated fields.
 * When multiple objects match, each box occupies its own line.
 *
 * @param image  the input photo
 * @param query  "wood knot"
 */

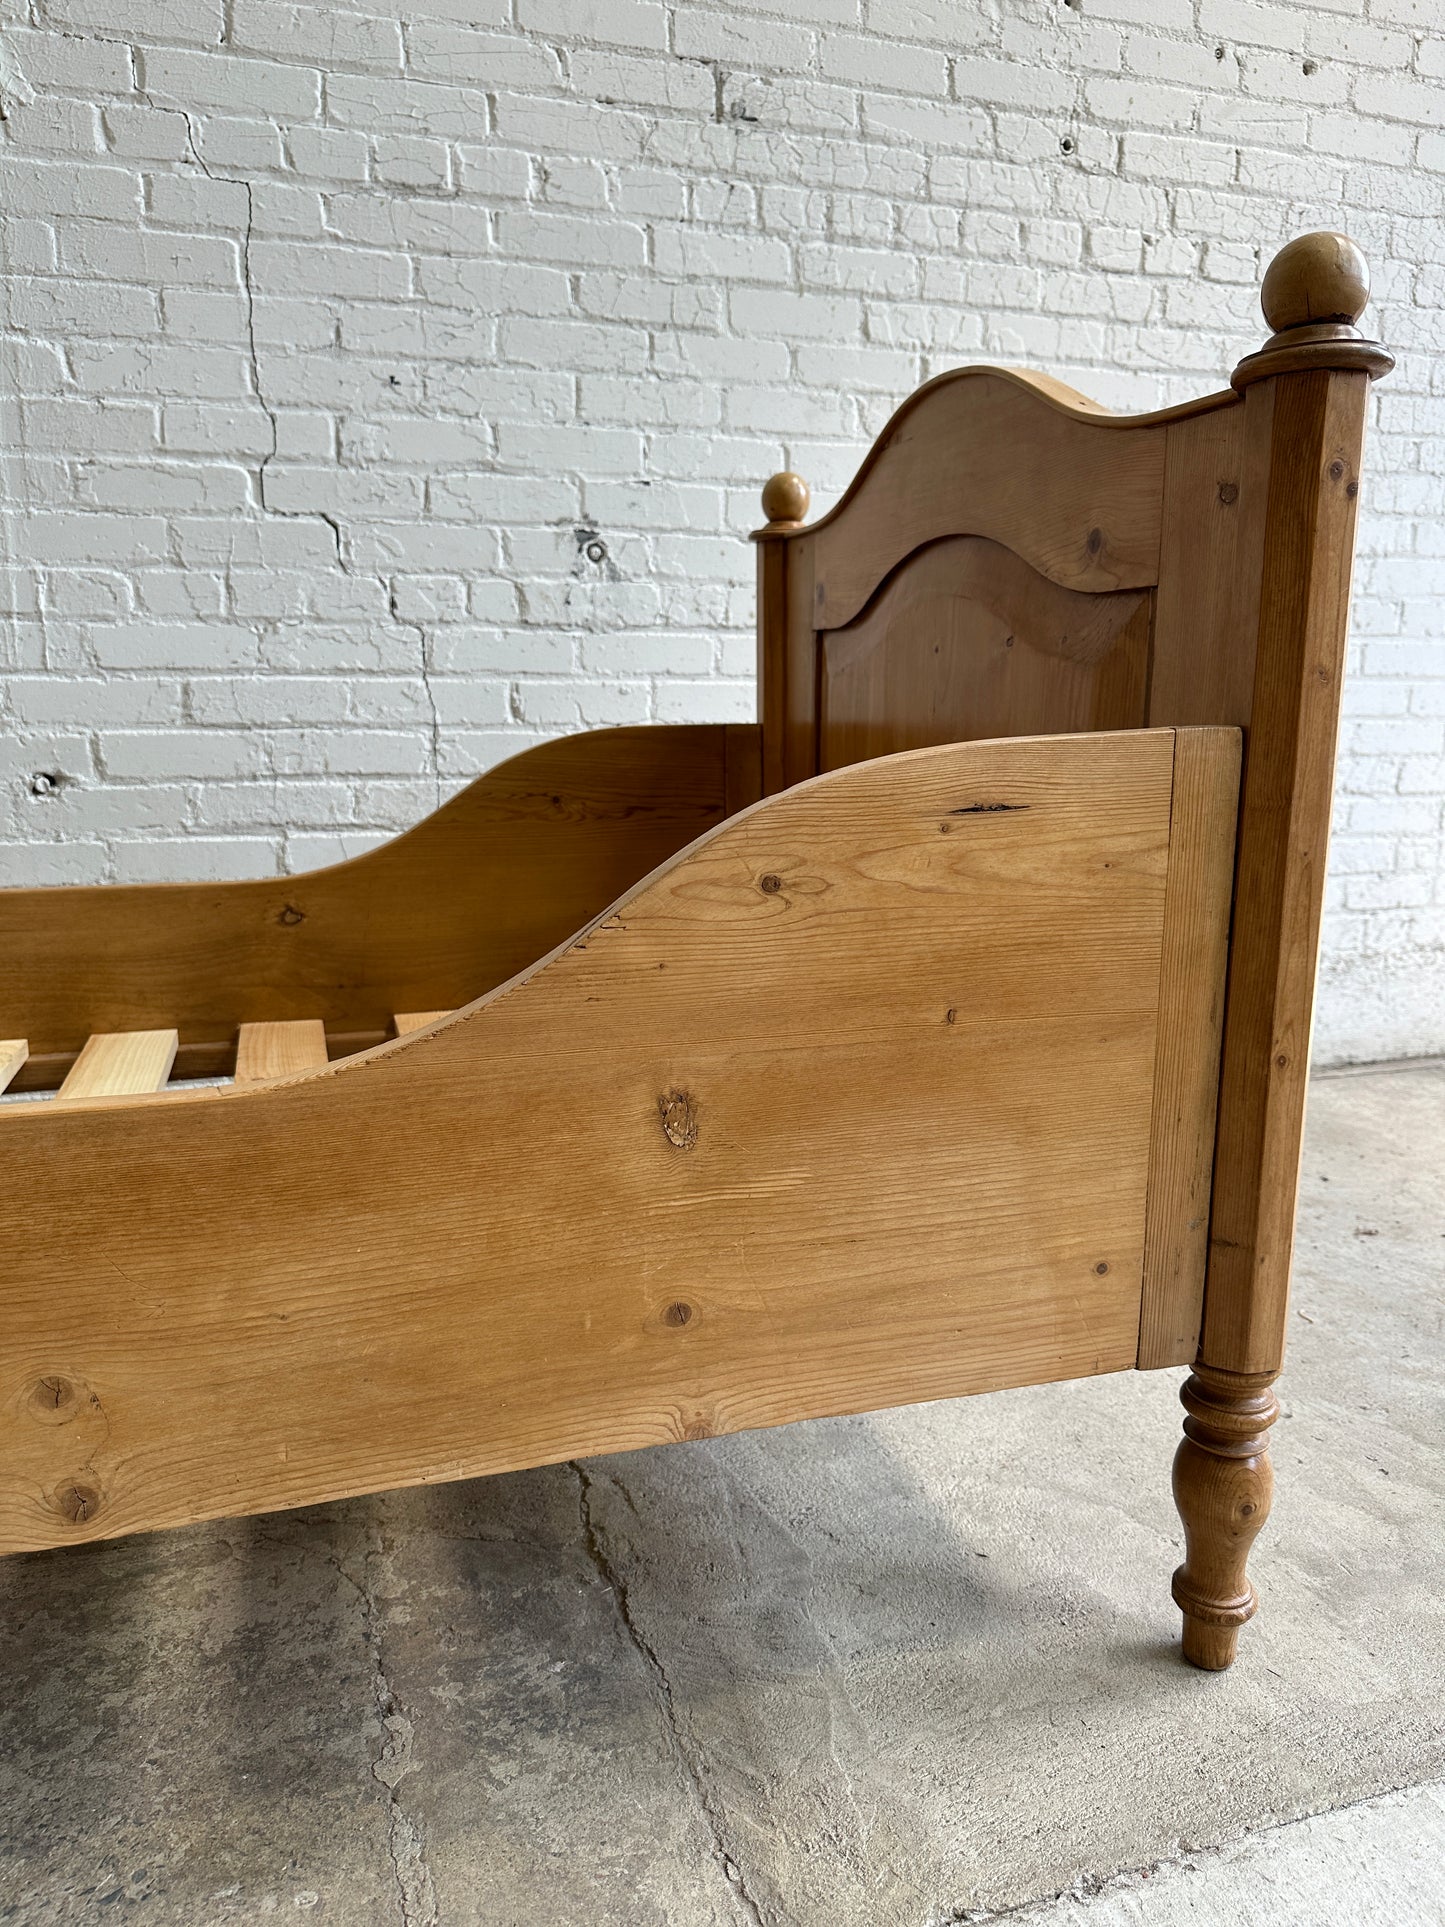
xmin=758 ymin=873 xmax=782 ymax=895
xmin=27 ymin=1374 xmax=86 ymax=1424
xmin=658 ymin=1089 xmax=698 ymax=1149
xmin=54 ymin=1480 xmax=102 ymax=1526
xmin=277 ymin=904 xmax=305 ymax=926
xmin=663 ymin=1301 xmax=693 ymax=1327
xmin=683 ymin=1416 xmax=713 ymax=1441
xmin=1328 ymin=460 xmax=1346 ymax=482
xmin=1217 ymin=481 xmax=1239 ymax=505
xmin=1086 ymin=526 xmax=1103 ymax=556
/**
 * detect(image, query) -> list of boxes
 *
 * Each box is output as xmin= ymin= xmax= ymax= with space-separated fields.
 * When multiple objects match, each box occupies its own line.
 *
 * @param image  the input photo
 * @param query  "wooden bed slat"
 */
xmin=57 ymin=1030 xmax=178 ymax=1101
xmin=235 ymin=1019 xmax=329 ymax=1083
xmin=393 ymin=1010 xmax=452 ymax=1035
xmin=0 ymin=1039 xmax=28 ymax=1094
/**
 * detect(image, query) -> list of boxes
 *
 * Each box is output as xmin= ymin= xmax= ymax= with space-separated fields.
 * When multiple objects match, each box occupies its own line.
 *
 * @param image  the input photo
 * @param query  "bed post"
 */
xmin=1172 ymin=234 xmax=1393 ymax=1669
xmin=754 ymin=470 xmax=811 ymax=796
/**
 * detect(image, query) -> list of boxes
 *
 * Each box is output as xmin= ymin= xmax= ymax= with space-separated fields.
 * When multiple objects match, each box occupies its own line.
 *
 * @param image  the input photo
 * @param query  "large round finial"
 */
xmin=1260 ymin=231 xmax=1370 ymax=335
xmin=760 ymin=471 xmax=810 ymax=526
xmin=1232 ymin=232 xmax=1391 ymax=390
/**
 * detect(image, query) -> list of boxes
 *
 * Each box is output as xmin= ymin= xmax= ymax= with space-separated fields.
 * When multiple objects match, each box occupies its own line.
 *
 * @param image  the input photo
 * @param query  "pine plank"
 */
xmin=57 ymin=1030 xmax=178 ymax=1101
xmin=393 ymin=1011 xmax=452 ymax=1036
xmin=0 ymin=1039 xmax=28 ymax=1095
xmin=235 ymin=1020 xmax=329 ymax=1083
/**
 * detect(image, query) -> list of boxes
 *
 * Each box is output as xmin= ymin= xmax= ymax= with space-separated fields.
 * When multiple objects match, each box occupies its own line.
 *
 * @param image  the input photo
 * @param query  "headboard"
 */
xmin=752 ymin=232 xmax=1392 ymax=1382
xmin=754 ymin=234 xmax=1389 ymax=794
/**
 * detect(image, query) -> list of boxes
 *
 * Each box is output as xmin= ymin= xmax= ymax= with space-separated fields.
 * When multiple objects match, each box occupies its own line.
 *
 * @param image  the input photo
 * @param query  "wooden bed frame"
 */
xmin=0 ymin=234 xmax=1391 ymax=1672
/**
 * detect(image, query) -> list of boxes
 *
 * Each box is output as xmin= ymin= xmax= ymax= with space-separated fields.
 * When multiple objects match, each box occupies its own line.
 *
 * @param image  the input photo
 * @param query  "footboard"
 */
xmin=0 ymin=726 xmax=1238 ymax=1555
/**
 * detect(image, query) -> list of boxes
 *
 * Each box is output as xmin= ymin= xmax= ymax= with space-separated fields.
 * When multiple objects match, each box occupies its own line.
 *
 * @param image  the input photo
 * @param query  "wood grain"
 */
xmin=57 ymin=1030 xmax=178 ymax=1101
xmin=817 ymin=535 xmax=1150 ymax=771
xmin=1171 ymin=1364 xmax=1279 ymax=1670
xmin=234 ymin=1020 xmax=329 ymax=1082
xmin=0 ymin=725 xmax=737 ymax=1072
xmin=393 ymin=1011 xmax=451 ymax=1036
xmin=1149 ymin=386 xmax=1274 ymax=731
xmin=1138 ymin=727 xmax=1242 ymax=1368
xmin=0 ymin=728 xmax=1214 ymax=1554
xmin=0 ymin=1039 xmax=26 ymax=1095
xmin=1204 ymin=371 xmax=1373 ymax=1374
xmin=807 ymin=368 xmax=1172 ymax=627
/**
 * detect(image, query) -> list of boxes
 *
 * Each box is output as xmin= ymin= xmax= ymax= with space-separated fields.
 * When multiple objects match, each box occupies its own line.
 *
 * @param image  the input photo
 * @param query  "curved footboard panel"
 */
xmin=0 ymin=727 xmax=1238 ymax=1554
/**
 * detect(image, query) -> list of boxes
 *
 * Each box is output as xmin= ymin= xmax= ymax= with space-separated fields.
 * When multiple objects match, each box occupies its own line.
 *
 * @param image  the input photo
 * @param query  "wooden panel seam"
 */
xmin=1138 ymin=726 xmax=1242 ymax=1370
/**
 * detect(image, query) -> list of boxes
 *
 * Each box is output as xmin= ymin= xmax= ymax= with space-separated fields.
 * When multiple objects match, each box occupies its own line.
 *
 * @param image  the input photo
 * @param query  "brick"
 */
xmin=729 ymin=285 xmax=861 ymax=340
xmin=139 ymin=48 xmax=322 ymax=120
xmin=1122 ymin=131 xmax=1236 ymax=184
xmin=495 ymin=210 xmax=647 ymax=269
xmin=37 ymin=0 xmax=223 ymax=39
xmin=819 ymin=32 xmax=948 ymax=94
xmin=325 ymin=73 xmax=488 ymax=140
xmin=405 ymin=25 xmax=562 ymax=91
xmin=371 ymin=135 xmax=451 ymax=190
xmin=231 ymin=2 xmax=402 ymax=68
xmin=653 ymin=226 xmax=793 ymax=283
xmin=0 ymin=157 xmax=141 ymax=219
xmin=517 ymin=0 xmax=666 ymax=48
xmin=722 ymin=76 xmax=858 ymax=138
xmin=672 ymin=11 xmax=815 ymax=66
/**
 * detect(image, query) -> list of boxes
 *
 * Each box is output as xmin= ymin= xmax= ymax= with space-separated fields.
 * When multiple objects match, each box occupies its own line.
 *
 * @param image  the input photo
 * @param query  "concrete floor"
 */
xmin=1 ymin=1059 xmax=1442 ymax=1925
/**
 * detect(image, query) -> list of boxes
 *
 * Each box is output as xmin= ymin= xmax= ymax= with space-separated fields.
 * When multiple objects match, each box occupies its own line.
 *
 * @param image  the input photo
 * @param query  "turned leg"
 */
xmin=1171 ymin=1364 xmax=1279 ymax=1671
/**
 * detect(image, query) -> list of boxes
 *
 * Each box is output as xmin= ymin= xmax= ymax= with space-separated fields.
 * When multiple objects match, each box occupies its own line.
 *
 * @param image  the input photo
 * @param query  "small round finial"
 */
xmin=1260 ymin=232 xmax=1370 ymax=336
xmin=760 ymin=471 xmax=810 ymax=525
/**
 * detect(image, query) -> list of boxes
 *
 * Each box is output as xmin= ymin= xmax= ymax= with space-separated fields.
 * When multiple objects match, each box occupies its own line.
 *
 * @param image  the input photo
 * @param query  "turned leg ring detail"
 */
xmin=1170 ymin=1364 xmax=1279 ymax=1671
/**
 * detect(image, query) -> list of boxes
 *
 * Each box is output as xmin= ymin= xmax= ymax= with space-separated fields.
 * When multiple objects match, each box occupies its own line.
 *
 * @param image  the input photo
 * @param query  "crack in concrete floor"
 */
xmin=328 ymin=1533 xmax=440 ymax=1927
xmin=572 ymin=1462 xmax=771 ymax=1927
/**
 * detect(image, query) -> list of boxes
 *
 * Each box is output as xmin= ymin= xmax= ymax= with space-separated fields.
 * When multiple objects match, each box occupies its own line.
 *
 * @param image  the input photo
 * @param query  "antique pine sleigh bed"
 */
xmin=0 ymin=234 xmax=1391 ymax=1671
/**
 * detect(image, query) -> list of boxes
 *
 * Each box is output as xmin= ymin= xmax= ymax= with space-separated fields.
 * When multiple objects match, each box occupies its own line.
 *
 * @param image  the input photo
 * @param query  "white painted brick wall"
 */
xmin=0 ymin=0 xmax=1441 ymax=1061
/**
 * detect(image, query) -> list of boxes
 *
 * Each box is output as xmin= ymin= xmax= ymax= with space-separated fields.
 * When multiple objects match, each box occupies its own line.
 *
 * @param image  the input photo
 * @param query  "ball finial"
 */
xmin=1260 ymin=232 xmax=1370 ymax=336
xmin=760 ymin=471 xmax=810 ymax=525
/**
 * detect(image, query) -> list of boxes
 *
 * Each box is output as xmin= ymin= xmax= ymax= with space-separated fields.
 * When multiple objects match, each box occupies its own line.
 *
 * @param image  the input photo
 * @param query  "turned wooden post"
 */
xmin=1171 ymin=1366 xmax=1279 ymax=1669
xmin=753 ymin=471 xmax=812 ymax=797
xmin=1173 ymin=232 xmax=1392 ymax=1670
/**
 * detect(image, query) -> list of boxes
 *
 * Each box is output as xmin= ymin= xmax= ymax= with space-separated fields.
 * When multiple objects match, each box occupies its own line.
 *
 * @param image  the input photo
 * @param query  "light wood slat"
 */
xmin=0 ymin=1039 xmax=28 ymax=1094
xmin=57 ymin=1030 xmax=178 ymax=1101
xmin=393 ymin=1010 xmax=452 ymax=1036
xmin=235 ymin=1020 xmax=329 ymax=1083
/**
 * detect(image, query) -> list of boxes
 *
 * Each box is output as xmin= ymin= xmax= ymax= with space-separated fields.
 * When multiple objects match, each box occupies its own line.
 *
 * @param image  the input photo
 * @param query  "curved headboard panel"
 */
xmin=753 ymin=363 xmax=1255 ymax=796
xmin=807 ymin=366 xmax=1181 ymax=626
xmin=818 ymin=534 xmax=1151 ymax=771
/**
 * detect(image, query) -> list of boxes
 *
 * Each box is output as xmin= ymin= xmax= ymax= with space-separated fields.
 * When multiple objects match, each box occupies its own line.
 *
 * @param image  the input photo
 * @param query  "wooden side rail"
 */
xmin=0 ymin=726 xmax=1238 ymax=1556
xmin=0 ymin=724 xmax=761 ymax=1085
